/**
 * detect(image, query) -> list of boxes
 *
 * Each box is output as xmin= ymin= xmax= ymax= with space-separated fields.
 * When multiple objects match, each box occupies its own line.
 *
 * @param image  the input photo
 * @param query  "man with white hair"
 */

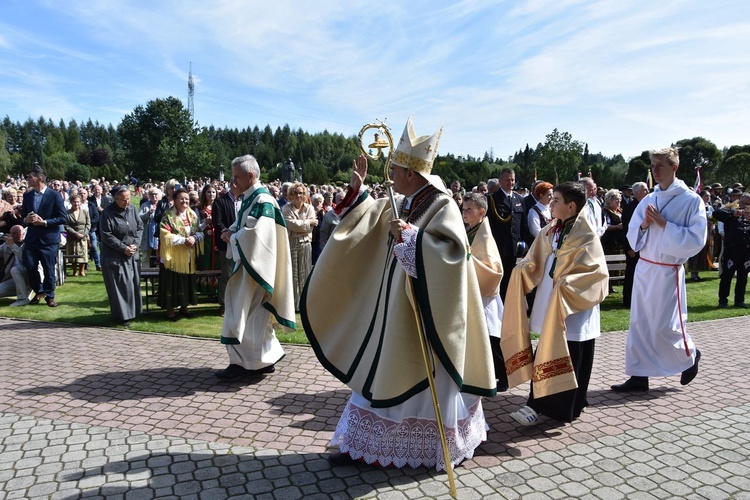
xmin=612 ymin=147 xmax=705 ymax=392
xmin=0 ymin=225 xmax=32 ymax=306
xmin=621 ymin=182 xmax=649 ymax=308
xmin=216 ymin=155 xmax=295 ymax=380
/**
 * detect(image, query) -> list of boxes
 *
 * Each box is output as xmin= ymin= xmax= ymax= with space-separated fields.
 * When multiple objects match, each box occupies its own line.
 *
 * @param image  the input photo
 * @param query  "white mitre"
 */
xmin=391 ymin=116 xmax=448 ymax=194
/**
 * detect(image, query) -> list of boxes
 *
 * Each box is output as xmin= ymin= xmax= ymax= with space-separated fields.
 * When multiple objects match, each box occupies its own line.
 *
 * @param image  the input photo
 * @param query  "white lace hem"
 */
xmin=393 ymin=224 xmax=419 ymax=278
xmin=330 ymin=397 xmax=487 ymax=471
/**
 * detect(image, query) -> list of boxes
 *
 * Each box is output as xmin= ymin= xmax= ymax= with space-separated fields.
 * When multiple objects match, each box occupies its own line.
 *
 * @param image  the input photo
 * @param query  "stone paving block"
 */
xmin=1 ymin=318 xmax=750 ymax=498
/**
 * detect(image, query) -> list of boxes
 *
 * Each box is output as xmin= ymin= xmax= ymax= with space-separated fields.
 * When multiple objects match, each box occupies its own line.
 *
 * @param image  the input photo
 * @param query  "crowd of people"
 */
xmin=1 ymin=125 xmax=748 ymax=472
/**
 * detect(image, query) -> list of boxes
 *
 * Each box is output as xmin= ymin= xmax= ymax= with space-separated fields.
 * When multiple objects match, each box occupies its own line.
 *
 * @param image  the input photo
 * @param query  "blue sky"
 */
xmin=2 ymin=0 xmax=749 ymax=162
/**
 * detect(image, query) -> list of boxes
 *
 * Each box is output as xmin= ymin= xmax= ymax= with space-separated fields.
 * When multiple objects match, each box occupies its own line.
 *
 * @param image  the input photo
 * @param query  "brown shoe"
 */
xmin=45 ymin=297 xmax=58 ymax=307
xmin=30 ymin=293 xmax=46 ymax=305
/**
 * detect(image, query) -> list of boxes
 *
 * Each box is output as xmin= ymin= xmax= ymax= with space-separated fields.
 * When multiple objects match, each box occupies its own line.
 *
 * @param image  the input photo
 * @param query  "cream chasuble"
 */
xmin=468 ymin=218 xmax=504 ymax=298
xmin=501 ymin=210 xmax=608 ymax=398
xmin=221 ymin=184 xmax=295 ymax=346
xmin=302 ymin=188 xmax=496 ymax=408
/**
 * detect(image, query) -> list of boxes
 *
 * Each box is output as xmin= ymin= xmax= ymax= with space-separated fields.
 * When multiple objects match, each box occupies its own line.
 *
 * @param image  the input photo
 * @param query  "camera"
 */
xmin=515 ymin=241 xmax=528 ymax=257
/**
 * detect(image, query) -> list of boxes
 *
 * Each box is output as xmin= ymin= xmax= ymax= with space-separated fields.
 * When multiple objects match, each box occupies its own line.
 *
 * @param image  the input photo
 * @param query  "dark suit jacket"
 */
xmin=21 ymin=188 xmax=67 ymax=247
xmin=523 ymin=194 xmax=537 ymax=213
xmin=487 ymin=190 xmax=528 ymax=257
xmin=620 ymin=198 xmax=639 ymax=254
xmin=212 ymin=193 xmax=238 ymax=252
xmin=87 ymin=199 xmax=100 ymax=233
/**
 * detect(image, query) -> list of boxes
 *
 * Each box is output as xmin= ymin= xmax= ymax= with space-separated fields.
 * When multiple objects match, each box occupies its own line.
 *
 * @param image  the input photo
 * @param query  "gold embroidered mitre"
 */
xmin=391 ymin=116 xmax=443 ymax=174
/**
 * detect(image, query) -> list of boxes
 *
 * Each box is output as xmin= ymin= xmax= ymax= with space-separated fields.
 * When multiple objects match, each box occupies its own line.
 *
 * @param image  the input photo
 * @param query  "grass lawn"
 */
xmin=0 ymin=268 xmax=745 ymax=344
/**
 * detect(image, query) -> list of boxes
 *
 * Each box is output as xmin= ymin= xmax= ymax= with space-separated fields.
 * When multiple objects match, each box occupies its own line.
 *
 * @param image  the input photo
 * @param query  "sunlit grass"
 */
xmin=0 ymin=268 xmax=744 ymax=344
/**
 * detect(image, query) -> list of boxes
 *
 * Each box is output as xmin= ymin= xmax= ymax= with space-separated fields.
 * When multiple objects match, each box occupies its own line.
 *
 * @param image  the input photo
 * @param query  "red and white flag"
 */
xmin=694 ymin=166 xmax=702 ymax=192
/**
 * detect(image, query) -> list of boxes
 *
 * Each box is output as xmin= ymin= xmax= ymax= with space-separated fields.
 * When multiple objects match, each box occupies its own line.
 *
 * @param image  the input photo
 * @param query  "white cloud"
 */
xmin=2 ymin=0 xmax=749 ymax=161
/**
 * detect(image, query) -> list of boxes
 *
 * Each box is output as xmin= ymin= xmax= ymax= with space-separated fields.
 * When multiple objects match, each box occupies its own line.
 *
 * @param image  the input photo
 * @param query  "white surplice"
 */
xmin=625 ymin=179 xmax=706 ymax=376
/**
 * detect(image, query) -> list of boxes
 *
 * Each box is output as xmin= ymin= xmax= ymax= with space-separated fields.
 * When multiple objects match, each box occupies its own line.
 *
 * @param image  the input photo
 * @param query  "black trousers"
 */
xmin=499 ymin=256 xmax=517 ymax=302
xmin=22 ymin=243 xmax=58 ymax=298
xmin=719 ymin=249 xmax=749 ymax=305
xmin=623 ymin=254 xmax=639 ymax=308
xmin=527 ymin=339 xmax=595 ymax=423
xmin=489 ymin=336 xmax=509 ymax=390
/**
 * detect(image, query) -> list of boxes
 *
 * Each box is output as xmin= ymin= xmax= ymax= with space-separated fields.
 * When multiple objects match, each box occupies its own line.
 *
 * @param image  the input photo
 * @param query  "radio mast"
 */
xmin=188 ymin=62 xmax=195 ymax=122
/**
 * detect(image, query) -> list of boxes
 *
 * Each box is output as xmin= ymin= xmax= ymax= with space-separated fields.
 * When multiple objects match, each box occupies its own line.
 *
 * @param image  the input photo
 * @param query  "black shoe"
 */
xmin=719 ymin=301 xmax=729 ymax=308
xmin=179 ymin=309 xmax=194 ymax=318
xmin=328 ymin=452 xmax=356 ymax=466
xmin=681 ymin=350 xmax=701 ymax=386
xmin=216 ymin=364 xmax=251 ymax=380
xmin=496 ymin=383 xmax=509 ymax=393
xmin=611 ymin=376 xmax=649 ymax=392
xmin=735 ymin=303 xmax=747 ymax=308
xmin=248 ymin=365 xmax=276 ymax=375
xmin=121 ymin=320 xmax=133 ymax=328
xmin=166 ymin=314 xmax=179 ymax=322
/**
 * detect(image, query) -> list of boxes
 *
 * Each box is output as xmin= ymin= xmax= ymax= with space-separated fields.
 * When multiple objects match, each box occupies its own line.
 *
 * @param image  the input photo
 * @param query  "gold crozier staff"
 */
xmin=358 ymin=122 xmax=456 ymax=497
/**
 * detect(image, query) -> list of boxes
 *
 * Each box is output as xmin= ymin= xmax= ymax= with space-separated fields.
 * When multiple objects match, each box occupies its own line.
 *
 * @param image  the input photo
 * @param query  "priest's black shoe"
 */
xmin=680 ymin=349 xmax=701 ymax=385
xmin=248 ymin=365 xmax=275 ymax=375
xmin=328 ymin=452 xmax=356 ymax=466
xmin=611 ymin=376 xmax=649 ymax=392
xmin=215 ymin=364 xmax=250 ymax=380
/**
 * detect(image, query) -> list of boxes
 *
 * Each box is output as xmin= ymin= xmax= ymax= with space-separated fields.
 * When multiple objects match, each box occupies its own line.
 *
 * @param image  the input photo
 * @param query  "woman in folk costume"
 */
xmin=197 ymin=183 xmax=220 ymax=296
xmin=158 ymin=188 xmax=203 ymax=321
xmin=302 ymin=118 xmax=496 ymax=470
xmin=463 ymin=192 xmax=508 ymax=392
xmin=502 ymin=182 xmax=609 ymax=425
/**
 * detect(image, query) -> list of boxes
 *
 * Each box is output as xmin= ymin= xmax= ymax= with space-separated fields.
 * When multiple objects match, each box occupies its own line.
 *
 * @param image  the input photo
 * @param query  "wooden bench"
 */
xmin=140 ymin=268 xmax=222 ymax=313
xmin=515 ymin=253 xmax=627 ymax=284
xmin=606 ymin=254 xmax=626 ymax=284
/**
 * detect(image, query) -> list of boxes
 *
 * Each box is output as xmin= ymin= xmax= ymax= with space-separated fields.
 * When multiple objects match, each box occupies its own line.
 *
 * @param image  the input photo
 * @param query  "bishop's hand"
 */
xmin=350 ymin=154 xmax=368 ymax=192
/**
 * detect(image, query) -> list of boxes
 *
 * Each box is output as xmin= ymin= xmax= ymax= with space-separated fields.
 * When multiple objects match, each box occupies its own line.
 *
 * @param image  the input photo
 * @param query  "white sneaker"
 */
xmin=510 ymin=405 xmax=540 ymax=426
xmin=9 ymin=299 xmax=31 ymax=307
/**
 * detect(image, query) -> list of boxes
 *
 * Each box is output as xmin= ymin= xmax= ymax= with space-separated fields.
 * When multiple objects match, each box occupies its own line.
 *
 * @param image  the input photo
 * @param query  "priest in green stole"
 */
xmin=216 ymin=155 xmax=296 ymax=380
xmin=302 ymin=118 xmax=496 ymax=470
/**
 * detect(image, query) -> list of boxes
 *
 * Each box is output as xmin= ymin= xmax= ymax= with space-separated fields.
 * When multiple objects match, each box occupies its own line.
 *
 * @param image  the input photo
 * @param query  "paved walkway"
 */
xmin=1 ymin=316 xmax=749 ymax=499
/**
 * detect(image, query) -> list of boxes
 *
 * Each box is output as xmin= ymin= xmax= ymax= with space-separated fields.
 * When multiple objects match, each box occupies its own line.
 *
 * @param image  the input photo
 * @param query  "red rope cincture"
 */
xmin=639 ymin=257 xmax=691 ymax=357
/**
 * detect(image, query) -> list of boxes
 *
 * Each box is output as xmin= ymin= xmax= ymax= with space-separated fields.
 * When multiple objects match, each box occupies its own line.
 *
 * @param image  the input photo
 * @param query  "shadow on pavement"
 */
xmin=15 ymin=367 xmax=253 ymax=402
xmin=55 ymin=449 xmax=430 ymax=499
xmin=587 ymin=387 xmax=681 ymax=407
xmin=265 ymin=389 xmax=351 ymax=432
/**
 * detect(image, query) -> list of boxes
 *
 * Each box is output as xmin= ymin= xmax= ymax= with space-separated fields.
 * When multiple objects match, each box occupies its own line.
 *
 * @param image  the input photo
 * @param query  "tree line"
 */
xmin=2 ymin=96 xmax=748 ymax=189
